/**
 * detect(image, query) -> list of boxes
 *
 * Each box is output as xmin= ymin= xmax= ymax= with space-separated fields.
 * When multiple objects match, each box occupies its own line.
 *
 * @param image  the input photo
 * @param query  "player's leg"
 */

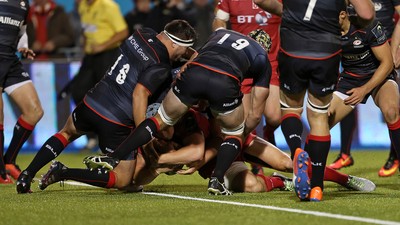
xmin=373 ymin=79 xmax=400 ymax=176
xmin=3 ymin=82 xmax=43 ymax=179
xmin=17 ymin=105 xmax=85 ymax=193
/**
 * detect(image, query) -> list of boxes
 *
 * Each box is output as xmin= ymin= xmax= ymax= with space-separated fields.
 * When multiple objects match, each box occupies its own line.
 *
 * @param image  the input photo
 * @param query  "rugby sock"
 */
xmin=256 ymin=174 xmax=284 ymax=192
xmin=110 ymin=118 xmax=159 ymax=159
xmin=323 ymin=167 xmax=348 ymax=185
xmin=211 ymin=137 xmax=242 ymax=183
xmin=339 ymin=110 xmax=357 ymax=155
xmin=61 ymin=168 xmax=116 ymax=188
xmin=0 ymin=125 xmax=6 ymax=179
xmin=389 ymin=143 xmax=397 ymax=159
xmin=25 ymin=133 xmax=69 ymax=176
xmin=263 ymin=124 xmax=278 ymax=146
xmin=4 ymin=117 xmax=34 ymax=164
xmin=281 ymin=113 xmax=303 ymax=158
xmin=388 ymin=118 xmax=400 ymax=159
xmin=305 ymin=134 xmax=330 ymax=190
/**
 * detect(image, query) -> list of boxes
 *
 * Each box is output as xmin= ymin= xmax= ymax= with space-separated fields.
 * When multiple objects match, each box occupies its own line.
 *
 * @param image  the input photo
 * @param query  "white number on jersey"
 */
xmin=217 ymin=33 xmax=250 ymax=50
xmin=303 ymin=0 xmax=317 ymax=21
xmin=116 ymin=64 xmax=130 ymax=84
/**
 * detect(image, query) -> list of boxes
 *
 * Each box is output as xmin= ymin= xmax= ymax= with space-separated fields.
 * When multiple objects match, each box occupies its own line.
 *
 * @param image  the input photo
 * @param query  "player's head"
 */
xmin=163 ymin=20 xmax=197 ymax=60
xmin=248 ymin=29 xmax=272 ymax=53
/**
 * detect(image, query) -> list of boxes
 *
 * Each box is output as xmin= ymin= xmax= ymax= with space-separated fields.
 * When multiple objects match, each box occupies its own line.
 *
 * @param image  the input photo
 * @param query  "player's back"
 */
xmin=194 ymin=29 xmax=268 ymax=81
xmin=85 ymin=28 xmax=171 ymax=126
xmin=280 ymin=0 xmax=346 ymax=58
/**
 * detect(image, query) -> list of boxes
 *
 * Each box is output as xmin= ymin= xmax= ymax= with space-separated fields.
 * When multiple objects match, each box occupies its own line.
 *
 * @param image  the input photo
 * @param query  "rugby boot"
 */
xmin=0 ymin=173 xmax=13 ymax=184
xmin=6 ymin=164 xmax=21 ymax=180
xmin=293 ymin=148 xmax=311 ymax=201
xmin=378 ymin=156 xmax=399 ymax=177
xmin=83 ymin=155 xmax=119 ymax=171
xmin=207 ymin=177 xmax=232 ymax=195
xmin=345 ymin=175 xmax=376 ymax=192
xmin=327 ymin=153 xmax=354 ymax=170
xmin=309 ymin=186 xmax=323 ymax=202
xmin=272 ymin=172 xmax=294 ymax=192
xmin=39 ymin=161 xmax=67 ymax=190
xmin=16 ymin=170 xmax=33 ymax=193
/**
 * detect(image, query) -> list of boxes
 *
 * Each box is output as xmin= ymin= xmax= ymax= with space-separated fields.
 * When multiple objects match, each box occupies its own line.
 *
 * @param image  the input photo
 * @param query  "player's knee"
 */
xmin=23 ymin=104 xmax=44 ymax=124
xmin=382 ymin=105 xmax=399 ymax=124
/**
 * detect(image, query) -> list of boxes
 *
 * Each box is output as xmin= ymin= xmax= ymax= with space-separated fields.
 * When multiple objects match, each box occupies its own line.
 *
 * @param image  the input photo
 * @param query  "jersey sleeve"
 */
xmin=369 ymin=21 xmax=388 ymax=47
xmin=216 ymin=0 xmax=230 ymax=14
xmin=138 ymin=64 xmax=171 ymax=95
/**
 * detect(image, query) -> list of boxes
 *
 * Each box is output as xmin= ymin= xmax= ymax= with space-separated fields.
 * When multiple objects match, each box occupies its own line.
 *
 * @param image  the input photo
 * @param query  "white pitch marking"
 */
xmin=143 ymin=192 xmax=400 ymax=225
xmin=60 ymin=181 xmax=400 ymax=225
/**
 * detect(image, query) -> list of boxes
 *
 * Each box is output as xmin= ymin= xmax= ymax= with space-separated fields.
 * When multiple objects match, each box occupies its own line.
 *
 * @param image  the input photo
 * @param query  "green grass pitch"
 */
xmin=1 ymin=150 xmax=400 ymax=225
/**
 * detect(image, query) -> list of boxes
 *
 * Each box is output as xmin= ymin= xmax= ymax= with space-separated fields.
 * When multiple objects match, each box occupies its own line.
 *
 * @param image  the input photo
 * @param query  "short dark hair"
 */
xmin=164 ymin=20 xmax=197 ymax=45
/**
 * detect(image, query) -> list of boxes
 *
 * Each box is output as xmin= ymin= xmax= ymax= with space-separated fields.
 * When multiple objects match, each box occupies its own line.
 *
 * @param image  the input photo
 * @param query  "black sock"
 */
xmin=339 ymin=110 xmax=357 ymax=155
xmin=211 ymin=137 xmax=242 ymax=182
xmin=4 ymin=117 xmax=34 ymax=164
xmin=305 ymin=134 xmax=331 ymax=190
xmin=61 ymin=168 xmax=115 ymax=188
xmin=25 ymin=134 xmax=69 ymax=176
xmin=263 ymin=124 xmax=277 ymax=146
xmin=110 ymin=118 xmax=159 ymax=159
xmin=281 ymin=113 xmax=303 ymax=158
xmin=0 ymin=125 xmax=6 ymax=179
xmin=389 ymin=143 xmax=397 ymax=159
xmin=388 ymin=119 xmax=400 ymax=160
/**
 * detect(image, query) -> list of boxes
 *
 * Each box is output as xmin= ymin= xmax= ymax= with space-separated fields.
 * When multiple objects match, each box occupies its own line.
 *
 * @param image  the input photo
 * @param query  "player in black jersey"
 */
xmin=330 ymin=0 xmax=400 ymax=177
xmin=84 ymin=28 xmax=273 ymax=195
xmin=276 ymin=0 xmax=374 ymax=202
xmin=0 ymin=0 xmax=44 ymax=184
xmin=16 ymin=20 xmax=197 ymax=193
xmin=329 ymin=10 xmax=400 ymax=177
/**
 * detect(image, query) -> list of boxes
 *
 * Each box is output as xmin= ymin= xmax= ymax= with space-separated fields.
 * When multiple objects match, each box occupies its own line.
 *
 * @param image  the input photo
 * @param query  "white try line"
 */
xmin=63 ymin=181 xmax=400 ymax=225
xmin=143 ymin=192 xmax=400 ymax=225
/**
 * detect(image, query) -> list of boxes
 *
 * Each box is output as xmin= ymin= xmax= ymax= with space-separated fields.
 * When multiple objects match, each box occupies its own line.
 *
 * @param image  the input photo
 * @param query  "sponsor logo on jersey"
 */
xmin=20 ymin=0 xmax=27 ymax=10
xmin=0 ymin=0 xmax=8 ymax=2
xmin=0 ymin=16 xmax=21 ymax=27
xmin=21 ymin=72 xmax=29 ymax=77
xmin=222 ymin=98 xmax=238 ymax=107
xmin=352 ymin=38 xmax=364 ymax=48
xmin=128 ymin=36 xmax=149 ymax=61
xmin=374 ymin=3 xmax=382 ymax=11
xmin=237 ymin=11 xmax=271 ymax=25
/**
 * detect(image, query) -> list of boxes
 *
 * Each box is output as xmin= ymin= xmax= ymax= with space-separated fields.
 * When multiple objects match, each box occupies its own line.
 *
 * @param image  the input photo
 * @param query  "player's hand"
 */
xmin=176 ymin=166 xmax=197 ymax=175
xmin=18 ymin=48 xmax=35 ymax=60
xmin=345 ymin=86 xmax=367 ymax=105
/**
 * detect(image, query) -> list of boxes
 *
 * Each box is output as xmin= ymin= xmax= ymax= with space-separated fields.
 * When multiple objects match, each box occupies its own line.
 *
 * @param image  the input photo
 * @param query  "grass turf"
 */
xmin=1 ymin=150 xmax=400 ymax=225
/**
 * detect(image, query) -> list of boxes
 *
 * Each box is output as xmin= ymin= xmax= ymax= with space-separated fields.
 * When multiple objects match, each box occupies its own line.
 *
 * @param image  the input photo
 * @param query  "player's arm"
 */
xmin=348 ymin=0 xmax=375 ymax=28
xmin=345 ymin=42 xmax=393 ymax=105
xmin=212 ymin=8 xmax=229 ymax=31
xmin=17 ymin=24 xmax=35 ymax=60
xmin=132 ymin=83 xmax=151 ymax=126
xmin=390 ymin=5 xmax=400 ymax=68
xmin=244 ymin=86 xmax=269 ymax=136
xmin=253 ymin=0 xmax=282 ymax=16
xmin=158 ymin=132 xmax=205 ymax=165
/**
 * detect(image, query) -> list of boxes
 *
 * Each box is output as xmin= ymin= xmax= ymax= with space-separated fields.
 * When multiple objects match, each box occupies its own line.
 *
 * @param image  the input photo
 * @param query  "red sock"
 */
xmin=323 ymin=167 xmax=348 ymax=185
xmin=256 ymin=174 xmax=284 ymax=192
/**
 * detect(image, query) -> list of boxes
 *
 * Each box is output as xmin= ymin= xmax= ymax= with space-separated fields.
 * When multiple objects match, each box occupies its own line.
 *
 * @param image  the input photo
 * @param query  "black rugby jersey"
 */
xmin=341 ymin=20 xmax=387 ymax=78
xmin=84 ymin=28 xmax=172 ymax=127
xmin=193 ymin=29 xmax=271 ymax=88
xmin=280 ymin=0 xmax=346 ymax=58
xmin=0 ymin=0 xmax=29 ymax=57
xmin=373 ymin=0 xmax=400 ymax=38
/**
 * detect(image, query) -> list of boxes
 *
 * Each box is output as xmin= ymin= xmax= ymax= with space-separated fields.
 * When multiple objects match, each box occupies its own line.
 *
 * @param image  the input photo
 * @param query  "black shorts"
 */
xmin=72 ymin=102 xmax=133 ymax=157
xmin=173 ymin=64 xmax=243 ymax=112
xmin=336 ymin=71 xmax=397 ymax=104
xmin=0 ymin=56 xmax=30 ymax=90
xmin=278 ymin=52 xmax=340 ymax=96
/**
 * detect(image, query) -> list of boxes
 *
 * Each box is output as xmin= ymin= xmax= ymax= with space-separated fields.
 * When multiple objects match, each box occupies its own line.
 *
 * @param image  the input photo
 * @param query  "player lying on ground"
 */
xmin=38 ymin=108 xmax=376 ymax=193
